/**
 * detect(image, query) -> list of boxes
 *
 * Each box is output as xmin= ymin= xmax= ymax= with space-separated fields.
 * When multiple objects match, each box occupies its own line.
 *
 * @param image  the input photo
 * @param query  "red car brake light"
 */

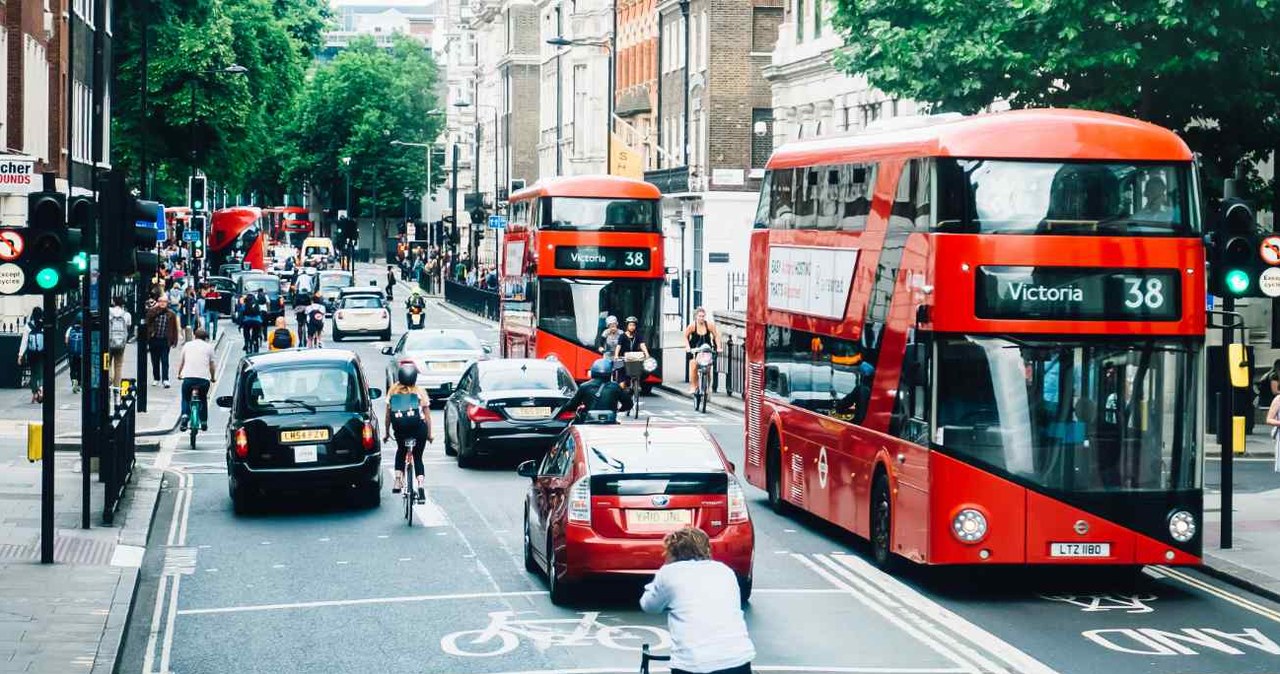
xmin=233 ymin=428 xmax=248 ymax=459
xmin=466 ymin=403 xmax=503 ymax=423
xmin=362 ymin=422 xmax=376 ymax=451
xmin=556 ymin=407 xmax=577 ymax=421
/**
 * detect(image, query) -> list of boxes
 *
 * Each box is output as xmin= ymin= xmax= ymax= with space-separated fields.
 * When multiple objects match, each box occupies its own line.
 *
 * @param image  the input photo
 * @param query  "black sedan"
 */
xmin=442 ymin=359 xmax=578 ymax=468
xmin=219 ymin=349 xmax=384 ymax=513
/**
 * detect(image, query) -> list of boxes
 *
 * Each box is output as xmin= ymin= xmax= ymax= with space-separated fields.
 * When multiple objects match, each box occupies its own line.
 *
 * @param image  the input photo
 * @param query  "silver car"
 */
xmin=381 ymin=329 xmax=491 ymax=402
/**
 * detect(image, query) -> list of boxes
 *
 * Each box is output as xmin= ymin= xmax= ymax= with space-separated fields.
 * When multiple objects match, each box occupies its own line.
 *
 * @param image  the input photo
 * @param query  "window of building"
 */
xmin=750 ymin=109 xmax=773 ymax=169
xmin=859 ymin=102 xmax=881 ymax=127
xmin=813 ymin=0 xmax=822 ymax=37
xmin=795 ymin=0 xmax=805 ymax=42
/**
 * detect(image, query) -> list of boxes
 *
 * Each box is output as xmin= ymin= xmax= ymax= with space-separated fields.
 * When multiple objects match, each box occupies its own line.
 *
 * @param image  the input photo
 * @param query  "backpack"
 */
xmin=244 ymin=295 xmax=261 ymax=317
xmin=388 ymin=392 xmax=424 ymax=433
xmin=310 ymin=308 xmax=325 ymax=325
xmin=108 ymin=313 xmax=129 ymax=350
xmin=67 ymin=326 xmax=83 ymax=356
xmin=26 ymin=325 xmax=44 ymax=354
xmin=271 ymin=328 xmax=293 ymax=350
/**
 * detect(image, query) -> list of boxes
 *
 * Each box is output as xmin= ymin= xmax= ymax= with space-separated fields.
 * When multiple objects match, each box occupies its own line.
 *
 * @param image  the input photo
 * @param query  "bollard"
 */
xmin=27 ymin=422 xmax=42 ymax=463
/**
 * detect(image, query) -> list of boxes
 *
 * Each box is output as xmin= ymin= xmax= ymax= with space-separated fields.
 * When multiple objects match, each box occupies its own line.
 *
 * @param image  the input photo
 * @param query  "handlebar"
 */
xmin=640 ymin=643 xmax=670 ymax=672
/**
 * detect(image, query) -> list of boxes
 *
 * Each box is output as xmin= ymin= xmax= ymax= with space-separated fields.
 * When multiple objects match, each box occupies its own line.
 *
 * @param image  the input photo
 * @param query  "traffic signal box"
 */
xmin=1207 ymin=198 xmax=1272 ymax=298
xmin=190 ymin=176 xmax=207 ymax=211
xmin=101 ymin=171 xmax=161 ymax=276
xmin=0 ymin=186 xmax=88 ymax=294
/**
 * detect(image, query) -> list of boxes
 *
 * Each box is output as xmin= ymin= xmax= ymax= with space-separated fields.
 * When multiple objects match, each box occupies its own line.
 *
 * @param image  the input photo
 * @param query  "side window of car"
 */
xmin=554 ymin=435 xmax=576 ymax=476
xmin=457 ymin=367 xmax=475 ymax=394
xmin=539 ymin=436 xmax=564 ymax=475
xmin=394 ymin=335 xmax=407 ymax=354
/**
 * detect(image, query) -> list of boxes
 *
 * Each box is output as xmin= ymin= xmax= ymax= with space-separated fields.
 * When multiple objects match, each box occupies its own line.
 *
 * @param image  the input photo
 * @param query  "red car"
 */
xmin=517 ymin=423 xmax=755 ymax=605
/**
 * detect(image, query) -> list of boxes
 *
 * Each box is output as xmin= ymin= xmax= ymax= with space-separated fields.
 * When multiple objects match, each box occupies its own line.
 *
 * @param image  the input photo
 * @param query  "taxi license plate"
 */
xmin=627 ymin=509 xmax=693 ymax=527
xmin=1049 ymin=542 xmax=1111 ymax=558
xmin=293 ymin=445 xmax=319 ymax=464
xmin=280 ymin=428 xmax=330 ymax=443
xmin=507 ymin=407 xmax=551 ymax=420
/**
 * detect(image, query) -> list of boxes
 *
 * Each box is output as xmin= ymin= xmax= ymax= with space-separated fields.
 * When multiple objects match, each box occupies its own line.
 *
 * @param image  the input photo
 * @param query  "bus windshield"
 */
xmin=936 ymin=160 xmax=1194 ymax=236
xmin=935 ymin=336 xmax=1198 ymax=493
xmin=545 ymin=198 xmax=659 ymax=232
xmin=537 ymin=278 xmax=659 ymax=350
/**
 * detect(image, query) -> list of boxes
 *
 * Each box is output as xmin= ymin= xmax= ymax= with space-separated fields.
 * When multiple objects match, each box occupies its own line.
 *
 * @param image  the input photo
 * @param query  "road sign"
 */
xmin=1261 ymin=267 xmax=1280 ymax=297
xmin=407 ymin=222 xmax=416 ymax=240
xmin=1262 ymin=236 xmax=1280 ymax=266
xmin=488 ymin=215 xmax=507 ymax=230
xmin=0 ymin=230 xmax=23 ymax=261
xmin=0 ymin=263 xmax=24 ymax=294
xmin=182 ymin=229 xmax=200 ymax=242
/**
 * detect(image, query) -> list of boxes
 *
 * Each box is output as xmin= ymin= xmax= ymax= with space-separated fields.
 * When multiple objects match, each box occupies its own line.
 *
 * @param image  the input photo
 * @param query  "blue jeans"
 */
xmin=203 ymin=310 xmax=219 ymax=340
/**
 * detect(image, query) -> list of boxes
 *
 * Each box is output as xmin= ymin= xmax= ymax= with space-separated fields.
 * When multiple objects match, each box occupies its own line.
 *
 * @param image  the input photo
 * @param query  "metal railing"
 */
xmin=443 ymin=280 xmax=500 ymax=321
xmin=717 ymin=333 xmax=746 ymax=398
xmin=727 ymin=272 xmax=748 ymax=313
xmin=101 ymin=388 xmax=138 ymax=525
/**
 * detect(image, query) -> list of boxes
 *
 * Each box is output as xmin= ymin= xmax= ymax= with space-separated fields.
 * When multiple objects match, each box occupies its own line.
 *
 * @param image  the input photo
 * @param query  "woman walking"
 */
xmin=17 ymin=307 xmax=46 ymax=403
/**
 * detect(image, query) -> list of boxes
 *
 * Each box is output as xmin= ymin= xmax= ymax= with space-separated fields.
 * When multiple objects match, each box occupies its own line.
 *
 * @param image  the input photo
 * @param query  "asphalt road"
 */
xmin=116 ymin=269 xmax=1280 ymax=674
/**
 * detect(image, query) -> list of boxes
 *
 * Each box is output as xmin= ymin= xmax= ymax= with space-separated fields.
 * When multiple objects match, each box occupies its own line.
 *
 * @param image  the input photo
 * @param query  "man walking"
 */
xmin=145 ymin=295 xmax=179 ymax=388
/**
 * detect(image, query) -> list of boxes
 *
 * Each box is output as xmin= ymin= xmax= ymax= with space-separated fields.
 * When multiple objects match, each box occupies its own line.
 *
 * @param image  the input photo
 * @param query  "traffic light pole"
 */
xmin=1221 ymin=295 xmax=1235 ymax=550
xmin=40 ymin=292 xmax=56 ymax=563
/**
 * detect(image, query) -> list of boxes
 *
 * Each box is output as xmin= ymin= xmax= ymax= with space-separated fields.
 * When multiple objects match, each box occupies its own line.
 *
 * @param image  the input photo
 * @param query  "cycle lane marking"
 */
xmin=456 ymin=668 xmax=967 ymax=674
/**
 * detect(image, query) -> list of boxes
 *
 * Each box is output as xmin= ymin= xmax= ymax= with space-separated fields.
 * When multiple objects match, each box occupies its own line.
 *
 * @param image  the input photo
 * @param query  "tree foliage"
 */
xmin=111 ymin=0 xmax=329 ymax=201
xmin=284 ymin=34 xmax=443 ymax=219
xmin=829 ymin=0 xmax=1280 ymax=198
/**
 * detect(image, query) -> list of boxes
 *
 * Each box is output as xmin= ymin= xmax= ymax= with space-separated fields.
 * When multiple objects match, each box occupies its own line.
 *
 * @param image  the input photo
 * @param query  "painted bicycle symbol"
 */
xmin=440 ymin=610 xmax=671 ymax=657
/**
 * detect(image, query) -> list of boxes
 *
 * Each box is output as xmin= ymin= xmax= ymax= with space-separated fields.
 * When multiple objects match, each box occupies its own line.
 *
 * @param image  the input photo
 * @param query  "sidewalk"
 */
xmin=0 ymin=331 xmax=226 ymax=673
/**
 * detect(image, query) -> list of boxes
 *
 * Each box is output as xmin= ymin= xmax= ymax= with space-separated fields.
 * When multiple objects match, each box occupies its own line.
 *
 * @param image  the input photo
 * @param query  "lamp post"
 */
xmin=453 ymin=100 xmax=502 ymax=267
xmin=188 ymin=64 xmax=249 ymax=189
xmin=340 ymin=156 xmax=352 ymax=236
xmin=547 ymin=34 xmax=615 ymax=174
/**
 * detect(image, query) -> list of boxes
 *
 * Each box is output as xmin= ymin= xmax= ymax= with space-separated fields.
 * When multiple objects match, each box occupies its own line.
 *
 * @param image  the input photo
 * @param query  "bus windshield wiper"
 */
xmin=266 ymin=398 xmax=316 ymax=413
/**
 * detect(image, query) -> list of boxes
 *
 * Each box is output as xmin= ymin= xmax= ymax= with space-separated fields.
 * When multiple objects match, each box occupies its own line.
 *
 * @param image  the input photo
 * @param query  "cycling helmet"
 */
xmin=589 ymin=358 xmax=613 ymax=380
xmin=396 ymin=364 xmax=419 ymax=386
xmin=605 ymin=315 xmax=618 ymax=326
xmin=625 ymin=316 xmax=638 ymax=325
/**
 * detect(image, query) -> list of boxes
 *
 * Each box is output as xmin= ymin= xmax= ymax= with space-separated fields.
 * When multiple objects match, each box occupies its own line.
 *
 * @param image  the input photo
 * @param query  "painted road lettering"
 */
xmin=1083 ymin=627 xmax=1280 ymax=656
xmin=1040 ymin=593 xmax=1158 ymax=613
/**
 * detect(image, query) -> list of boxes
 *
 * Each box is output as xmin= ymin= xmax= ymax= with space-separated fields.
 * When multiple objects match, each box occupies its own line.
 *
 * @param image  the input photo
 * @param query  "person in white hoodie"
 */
xmin=107 ymin=296 xmax=134 ymax=389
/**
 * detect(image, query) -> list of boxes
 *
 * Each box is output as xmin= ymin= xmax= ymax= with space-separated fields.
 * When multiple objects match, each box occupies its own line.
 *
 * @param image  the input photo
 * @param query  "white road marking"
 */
xmin=176 ymin=590 xmax=550 ymax=616
xmin=465 ymin=668 xmax=967 ymax=674
xmin=110 ymin=544 xmax=145 ymax=568
xmin=1155 ymin=566 xmax=1280 ymax=624
xmin=413 ymin=493 xmax=450 ymax=527
xmin=825 ymin=554 xmax=1059 ymax=674
xmin=793 ymin=554 xmax=980 ymax=674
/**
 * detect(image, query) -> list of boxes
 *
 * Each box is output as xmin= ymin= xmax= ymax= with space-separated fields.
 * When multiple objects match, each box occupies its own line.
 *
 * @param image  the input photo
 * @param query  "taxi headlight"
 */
xmin=952 ymin=508 xmax=988 ymax=544
xmin=1168 ymin=510 xmax=1196 ymax=543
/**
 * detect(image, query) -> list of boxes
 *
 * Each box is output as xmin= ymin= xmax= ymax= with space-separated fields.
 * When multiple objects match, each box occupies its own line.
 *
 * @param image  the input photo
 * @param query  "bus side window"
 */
xmin=891 ymin=336 xmax=931 ymax=445
xmin=793 ymin=168 xmax=818 ymax=229
xmin=769 ymin=169 xmax=795 ymax=229
xmin=838 ymin=163 xmax=875 ymax=231
xmin=754 ymin=171 xmax=772 ymax=229
xmin=816 ymin=167 xmax=841 ymax=230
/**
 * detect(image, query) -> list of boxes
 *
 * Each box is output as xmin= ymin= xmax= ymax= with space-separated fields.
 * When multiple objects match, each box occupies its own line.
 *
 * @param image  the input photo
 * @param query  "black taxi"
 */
xmin=219 ymin=349 xmax=383 ymax=513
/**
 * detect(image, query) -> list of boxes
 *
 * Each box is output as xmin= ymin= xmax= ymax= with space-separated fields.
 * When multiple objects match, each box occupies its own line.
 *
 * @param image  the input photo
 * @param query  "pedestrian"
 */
xmin=145 ymin=295 xmax=179 ymax=388
xmin=1268 ymin=388 xmax=1280 ymax=473
xmin=181 ymin=285 xmax=199 ymax=343
xmin=306 ymin=294 xmax=327 ymax=348
xmin=65 ymin=313 xmax=84 ymax=393
xmin=17 ymin=307 xmax=45 ymax=403
xmin=201 ymin=283 xmax=221 ymax=341
xmin=640 ymin=526 xmax=755 ymax=674
xmin=266 ymin=316 xmax=298 ymax=351
xmin=108 ymin=296 xmax=133 ymax=389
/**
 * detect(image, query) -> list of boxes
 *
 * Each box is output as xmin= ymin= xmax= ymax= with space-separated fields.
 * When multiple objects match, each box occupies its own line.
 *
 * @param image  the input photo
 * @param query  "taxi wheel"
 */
xmin=523 ymin=512 xmax=539 ymax=574
xmin=547 ymin=535 xmax=574 ymax=606
xmin=229 ymin=480 xmax=254 ymax=516
xmin=443 ymin=431 xmax=458 ymax=457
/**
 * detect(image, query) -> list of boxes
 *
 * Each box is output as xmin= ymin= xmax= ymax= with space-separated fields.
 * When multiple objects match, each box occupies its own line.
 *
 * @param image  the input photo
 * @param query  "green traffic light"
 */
xmin=71 ymin=252 xmax=88 ymax=273
xmin=1226 ymin=269 xmax=1252 ymax=295
xmin=35 ymin=268 xmax=59 ymax=290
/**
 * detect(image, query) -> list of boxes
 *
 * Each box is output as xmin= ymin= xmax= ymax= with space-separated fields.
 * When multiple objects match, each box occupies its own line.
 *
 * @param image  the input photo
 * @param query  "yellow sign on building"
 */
xmin=609 ymin=134 xmax=643 ymax=179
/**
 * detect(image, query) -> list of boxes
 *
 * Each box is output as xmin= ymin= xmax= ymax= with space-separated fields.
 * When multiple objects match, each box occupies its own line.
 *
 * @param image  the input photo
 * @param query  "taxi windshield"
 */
xmin=240 ymin=277 xmax=280 ymax=293
xmin=242 ymin=365 xmax=361 ymax=414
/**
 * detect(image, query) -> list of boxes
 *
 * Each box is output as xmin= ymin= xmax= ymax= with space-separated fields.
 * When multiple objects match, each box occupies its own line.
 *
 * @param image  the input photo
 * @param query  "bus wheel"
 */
xmin=871 ymin=472 xmax=895 ymax=571
xmin=766 ymin=436 xmax=788 ymax=515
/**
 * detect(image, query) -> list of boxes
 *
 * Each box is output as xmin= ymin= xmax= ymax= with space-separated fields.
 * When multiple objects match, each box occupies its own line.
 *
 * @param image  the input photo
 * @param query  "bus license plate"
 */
xmin=293 ymin=445 xmax=319 ymax=464
xmin=627 ymin=509 xmax=693 ymax=528
xmin=1050 ymin=542 xmax=1111 ymax=558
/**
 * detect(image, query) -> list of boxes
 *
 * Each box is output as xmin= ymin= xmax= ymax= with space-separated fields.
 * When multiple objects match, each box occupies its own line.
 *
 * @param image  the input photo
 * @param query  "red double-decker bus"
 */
xmin=501 ymin=176 xmax=665 ymax=383
xmin=267 ymin=206 xmax=313 ymax=248
xmin=744 ymin=109 xmax=1204 ymax=569
xmin=210 ymin=206 xmax=266 ymax=273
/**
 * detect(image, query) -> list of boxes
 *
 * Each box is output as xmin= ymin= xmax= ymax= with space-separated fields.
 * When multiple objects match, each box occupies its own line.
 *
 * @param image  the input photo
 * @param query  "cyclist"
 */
xmin=266 ymin=316 xmax=298 ymax=351
xmin=640 ymin=526 xmax=755 ymax=674
xmin=382 ymin=364 xmax=433 ymax=502
xmin=683 ymin=307 xmax=720 ymax=395
xmin=596 ymin=315 xmax=622 ymax=357
xmin=305 ymin=294 xmax=327 ymax=348
xmin=613 ymin=316 xmax=650 ymax=388
xmin=294 ymin=300 xmax=309 ymax=344
xmin=239 ymin=291 xmax=264 ymax=352
xmin=565 ymin=357 xmax=633 ymax=418
xmin=177 ymin=328 xmax=216 ymax=432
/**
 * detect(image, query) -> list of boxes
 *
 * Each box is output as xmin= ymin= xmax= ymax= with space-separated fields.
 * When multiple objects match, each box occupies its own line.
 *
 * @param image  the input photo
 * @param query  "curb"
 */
xmin=433 ymin=299 xmax=498 ymax=328
xmin=1197 ymin=554 xmax=1280 ymax=605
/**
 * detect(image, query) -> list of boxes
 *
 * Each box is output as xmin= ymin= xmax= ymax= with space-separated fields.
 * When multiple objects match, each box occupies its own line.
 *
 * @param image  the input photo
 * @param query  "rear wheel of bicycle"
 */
xmin=189 ymin=405 xmax=199 ymax=449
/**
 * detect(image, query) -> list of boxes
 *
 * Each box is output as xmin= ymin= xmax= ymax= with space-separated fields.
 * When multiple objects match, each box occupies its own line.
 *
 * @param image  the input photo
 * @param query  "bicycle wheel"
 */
xmin=699 ymin=370 xmax=709 ymax=413
xmin=189 ymin=401 xmax=200 ymax=450
xmin=403 ymin=453 xmax=415 ymax=526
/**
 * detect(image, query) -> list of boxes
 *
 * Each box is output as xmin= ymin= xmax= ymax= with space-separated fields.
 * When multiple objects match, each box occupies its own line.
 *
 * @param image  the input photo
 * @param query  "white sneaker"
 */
xmin=163 ymin=380 xmax=171 ymax=388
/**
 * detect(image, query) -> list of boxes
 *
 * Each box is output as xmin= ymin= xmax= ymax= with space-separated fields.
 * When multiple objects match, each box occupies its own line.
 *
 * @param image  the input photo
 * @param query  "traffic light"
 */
xmin=67 ymin=195 xmax=94 ymax=276
xmin=101 ymin=171 xmax=161 ymax=276
xmin=191 ymin=214 xmax=206 ymax=256
xmin=189 ymin=175 xmax=207 ymax=211
xmin=470 ymin=206 xmax=487 ymax=225
xmin=25 ymin=189 xmax=69 ymax=293
xmin=1207 ymin=198 xmax=1262 ymax=297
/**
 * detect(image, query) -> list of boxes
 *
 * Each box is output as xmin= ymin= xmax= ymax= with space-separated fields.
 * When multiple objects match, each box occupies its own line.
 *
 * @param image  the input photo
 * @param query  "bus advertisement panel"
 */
xmin=744 ymin=109 xmax=1204 ymax=570
xmin=501 ymin=176 xmax=664 ymax=383
xmin=210 ymin=207 xmax=265 ymax=273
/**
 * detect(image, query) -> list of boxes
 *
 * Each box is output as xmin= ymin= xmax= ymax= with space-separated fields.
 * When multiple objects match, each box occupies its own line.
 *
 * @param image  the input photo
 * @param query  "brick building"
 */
xmin=613 ymin=0 xmax=657 ymax=170
xmin=645 ymin=0 xmax=780 ymax=319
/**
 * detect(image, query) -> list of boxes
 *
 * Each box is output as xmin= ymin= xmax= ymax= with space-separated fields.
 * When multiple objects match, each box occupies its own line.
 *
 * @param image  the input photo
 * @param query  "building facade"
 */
xmin=537 ymin=0 xmax=611 ymax=178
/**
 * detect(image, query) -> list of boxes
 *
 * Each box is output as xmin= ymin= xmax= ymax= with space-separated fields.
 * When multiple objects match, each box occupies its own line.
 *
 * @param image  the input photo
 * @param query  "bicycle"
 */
xmin=690 ymin=344 xmax=715 ymax=414
xmin=243 ymin=320 xmax=263 ymax=354
xmin=188 ymin=386 xmax=206 ymax=450
xmin=640 ymin=643 xmax=671 ymax=673
xmin=402 ymin=437 xmax=417 ymax=527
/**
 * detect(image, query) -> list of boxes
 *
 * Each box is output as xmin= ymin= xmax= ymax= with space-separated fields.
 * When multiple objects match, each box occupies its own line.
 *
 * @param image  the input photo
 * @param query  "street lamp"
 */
xmin=453 ymin=99 xmax=503 ymax=266
xmin=547 ymin=32 xmax=616 ymax=175
xmin=341 ymin=156 xmax=352 ymax=221
xmin=189 ymin=64 xmax=249 ymax=188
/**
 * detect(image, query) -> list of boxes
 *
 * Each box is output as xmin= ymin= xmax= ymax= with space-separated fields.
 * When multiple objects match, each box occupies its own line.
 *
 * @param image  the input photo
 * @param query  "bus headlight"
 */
xmin=1168 ymin=510 xmax=1196 ymax=543
xmin=952 ymin=508 xmax=988 ymax=544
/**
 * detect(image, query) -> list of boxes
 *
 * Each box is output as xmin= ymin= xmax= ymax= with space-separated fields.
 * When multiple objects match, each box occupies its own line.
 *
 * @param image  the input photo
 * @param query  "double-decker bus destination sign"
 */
xmin=976 ymin=266 xmax=1181 ymax=321
xmin=553 ymin=245 xmax=650 ymax=271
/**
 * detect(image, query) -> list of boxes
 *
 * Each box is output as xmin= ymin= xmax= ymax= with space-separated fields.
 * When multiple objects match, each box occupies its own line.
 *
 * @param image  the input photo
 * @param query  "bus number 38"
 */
xmin=1124 ymin=278 xmax=1165 ymax=310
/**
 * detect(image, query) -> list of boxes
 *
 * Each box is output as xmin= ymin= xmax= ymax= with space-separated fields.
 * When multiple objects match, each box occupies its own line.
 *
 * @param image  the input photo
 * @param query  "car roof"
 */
xmin=243 ymin=348 xmax=358 ymax=371
xmin=575 ymin=425 xmax=726 ymax=474
xmin=339 ymin=286 xmax=381 ymax=295
xmin=475 ymin=358 xmax=561 ymax=372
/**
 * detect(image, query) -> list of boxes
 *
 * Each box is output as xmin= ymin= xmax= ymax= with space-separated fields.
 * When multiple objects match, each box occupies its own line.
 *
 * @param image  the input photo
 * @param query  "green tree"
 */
xmin=284 ymin=34 xmax=444 ymax=220
xmin=111 ymin=0 xmax=328 ymax=200
xmin=828 ymin=0 xmax=1280 ymax=197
